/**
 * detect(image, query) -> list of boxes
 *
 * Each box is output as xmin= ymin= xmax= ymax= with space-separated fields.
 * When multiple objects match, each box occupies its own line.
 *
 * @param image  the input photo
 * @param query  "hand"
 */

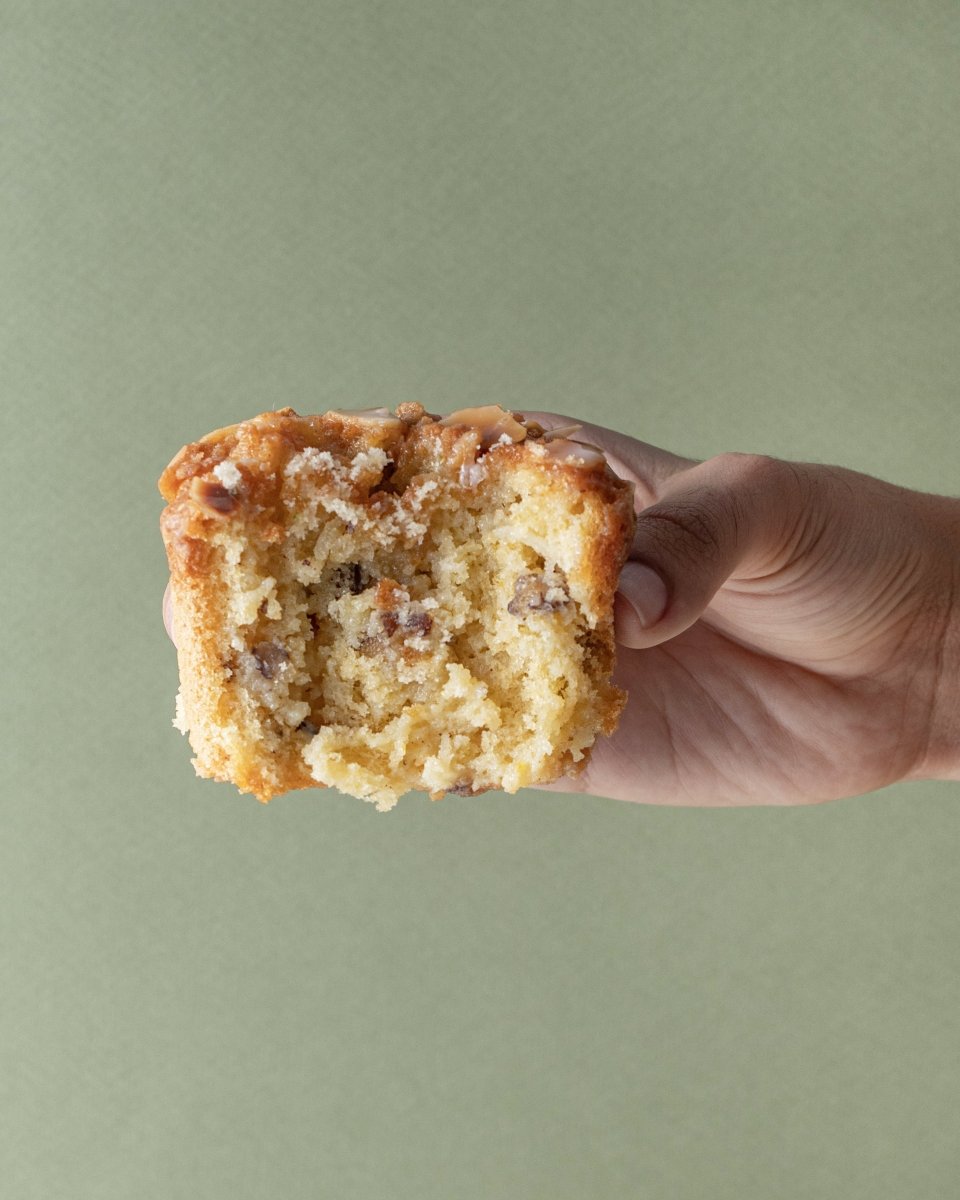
xmin=526 ymin=412 xmax=960 ymax=805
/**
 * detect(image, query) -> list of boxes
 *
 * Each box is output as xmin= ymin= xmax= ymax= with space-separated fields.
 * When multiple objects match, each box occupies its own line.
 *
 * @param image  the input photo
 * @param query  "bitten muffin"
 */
xmin=158 ymin=404 xmax=635 ymax=809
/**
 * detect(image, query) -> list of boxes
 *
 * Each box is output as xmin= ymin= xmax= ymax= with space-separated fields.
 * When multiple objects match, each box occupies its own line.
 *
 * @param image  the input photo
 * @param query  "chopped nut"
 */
xmin=507 ymin=573 xmax=569 ymax=616
xmin=372 ymin=578 xmax=408 ymax=610
xmin=375 ymin=607 xmax=433 ymax=639
xmin=296 ymin=718 xmax=319 ymax=736
xmin=403 ymin=611 xmax=433 ymax=637
xmin=357 ymin=634 xmax=387 ymax=655
xmin=251 ymin=642 xmax=290 ymax=679
xmin=198 ymin=421 xmax=242 ymax=446
xmin=189 ymin=477 xmax=239 ymax=515
xmin=447 ymin=780 xmax=477 ymax=796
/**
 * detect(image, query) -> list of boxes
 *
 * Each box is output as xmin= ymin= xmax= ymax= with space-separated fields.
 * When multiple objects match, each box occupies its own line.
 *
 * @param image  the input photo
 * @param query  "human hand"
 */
xmin=525 ymin=412 xmax=960 ymax=804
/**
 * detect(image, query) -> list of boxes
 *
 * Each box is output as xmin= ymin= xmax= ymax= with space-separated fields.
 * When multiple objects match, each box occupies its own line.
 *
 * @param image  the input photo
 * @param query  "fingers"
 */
xmin=162 ymin=581 xmax=178 ymax=648
xmin=614 ymin=452 xmax=806 ymax=649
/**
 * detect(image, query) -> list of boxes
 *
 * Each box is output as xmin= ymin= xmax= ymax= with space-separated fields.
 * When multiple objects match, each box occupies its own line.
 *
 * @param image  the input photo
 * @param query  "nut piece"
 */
xmin=377 ymin=608 xmax=434 ymax=639
xmin=507 ymin=573 xmax=570 ymax=616
xmin=446 ymin=780 xmax=478 ymax=796
xmin=198 ymin=421 xmax=243 ymax=446
xmin=402 ymin=611 xmax=433 ymax=637
xmin=439 ymin=405 xmax=528 ymax=451
xmin=357 ymin=634 xmax=387 ymax=656
xmin=189 ymin=476 xmax=240 ymax=515
xmin=251 ymin=642 xmax=290 ymax=679
xmin=539 ymin=438 xmax=607 ymax=469
xmin=327 ymin=407 xmax=404 ymax=429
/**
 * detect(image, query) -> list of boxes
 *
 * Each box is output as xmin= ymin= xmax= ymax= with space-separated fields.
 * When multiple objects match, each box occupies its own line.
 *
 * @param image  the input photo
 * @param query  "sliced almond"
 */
xmin=438 ymin=405 xmax=528 ymax=451
xmin=540 ymin=438 xmax=607 ymax=469
xmin=327 ymin=407 xmax=403 ymax=427
xmin=541 ymin=423 xmax=584 ymax=442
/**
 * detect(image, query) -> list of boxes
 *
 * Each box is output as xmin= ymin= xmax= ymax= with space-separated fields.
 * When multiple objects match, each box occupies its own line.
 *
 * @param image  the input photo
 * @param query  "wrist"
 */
xmin=908 ymin=493 xmax=960 ymax=783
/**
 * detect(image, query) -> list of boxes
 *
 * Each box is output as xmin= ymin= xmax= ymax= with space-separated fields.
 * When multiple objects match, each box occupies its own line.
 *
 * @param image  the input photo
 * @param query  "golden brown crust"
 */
xmin=159 ymin=404 xmax=635 ymax=805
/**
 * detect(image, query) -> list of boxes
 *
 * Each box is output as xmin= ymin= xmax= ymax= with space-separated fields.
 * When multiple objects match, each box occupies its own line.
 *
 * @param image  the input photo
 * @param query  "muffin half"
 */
xmin=159 ymin=404 xmax=635 ymax=809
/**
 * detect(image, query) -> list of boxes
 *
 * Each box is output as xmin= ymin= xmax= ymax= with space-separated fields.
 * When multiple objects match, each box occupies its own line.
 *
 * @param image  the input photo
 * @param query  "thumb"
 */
xmin=615 ymin=452 xmax=804 ymax=649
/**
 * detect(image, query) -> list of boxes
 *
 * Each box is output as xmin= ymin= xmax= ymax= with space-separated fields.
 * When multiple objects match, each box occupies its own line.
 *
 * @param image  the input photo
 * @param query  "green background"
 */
xmin=3 ymin=2 xmax=960 ymax=1196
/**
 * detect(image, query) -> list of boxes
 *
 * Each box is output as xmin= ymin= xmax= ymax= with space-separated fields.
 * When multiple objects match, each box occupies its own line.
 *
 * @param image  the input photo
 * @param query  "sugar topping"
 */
xmin=213 ymin=459 xmax=243 ymax=491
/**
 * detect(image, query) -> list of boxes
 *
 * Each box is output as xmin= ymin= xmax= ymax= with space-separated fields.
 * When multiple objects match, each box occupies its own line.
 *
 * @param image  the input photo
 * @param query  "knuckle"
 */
xmin=710 ymin=452 xmax=811 ymax=567
xmin=638 ymin=453 xmax=804 ymax=568
xmin=713 ymin=450 xmax=806 ymax=516
xmin=713 ymin=451 xmax=784 ymax=483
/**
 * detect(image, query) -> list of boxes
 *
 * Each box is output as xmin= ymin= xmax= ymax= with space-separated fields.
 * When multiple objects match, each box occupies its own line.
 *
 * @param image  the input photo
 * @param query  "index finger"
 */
xmin=520 ymin=409 xmax=698 ymax=509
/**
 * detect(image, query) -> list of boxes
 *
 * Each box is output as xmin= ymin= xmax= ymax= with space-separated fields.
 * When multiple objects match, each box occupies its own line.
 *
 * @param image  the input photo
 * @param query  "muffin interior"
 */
xmin=186 ymin=440 xmax=614 ymax=808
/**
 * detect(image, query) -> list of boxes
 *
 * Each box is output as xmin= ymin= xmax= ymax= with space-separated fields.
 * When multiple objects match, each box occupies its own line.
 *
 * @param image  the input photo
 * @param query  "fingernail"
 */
xmin=163 ymin=582 xmax=178 ymax=647
xmin=621 ymin=562 xmax=668 ymax=628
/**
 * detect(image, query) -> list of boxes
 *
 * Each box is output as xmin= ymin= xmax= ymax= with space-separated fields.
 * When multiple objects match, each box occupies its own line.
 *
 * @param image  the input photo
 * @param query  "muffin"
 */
xmin=158 ymin=403 xmax=635 ymax=809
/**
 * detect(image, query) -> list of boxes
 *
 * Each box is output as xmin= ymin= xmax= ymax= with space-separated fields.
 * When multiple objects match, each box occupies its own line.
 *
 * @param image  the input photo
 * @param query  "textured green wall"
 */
xmin=3 ymin=2 xmax=959 ymax=1196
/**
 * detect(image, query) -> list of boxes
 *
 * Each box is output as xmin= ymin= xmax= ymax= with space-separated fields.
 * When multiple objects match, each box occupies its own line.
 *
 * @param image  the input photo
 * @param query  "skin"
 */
xmin=163 ymin=414 xmax=960 ymax=806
